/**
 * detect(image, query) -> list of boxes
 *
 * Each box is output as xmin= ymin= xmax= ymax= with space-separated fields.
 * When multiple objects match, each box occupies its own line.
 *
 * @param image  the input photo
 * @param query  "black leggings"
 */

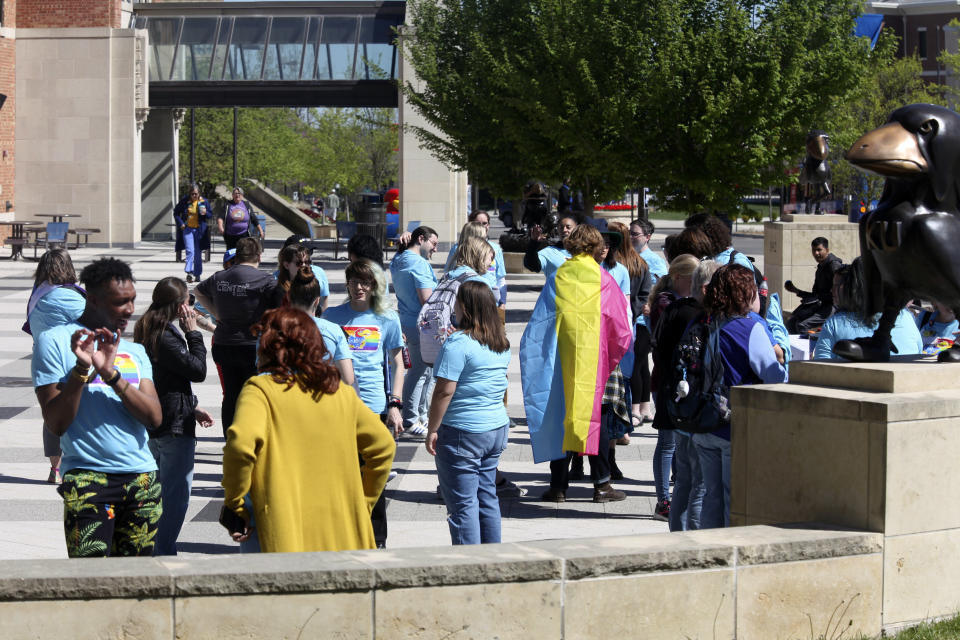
xmin=631 ymin=325 xmax=652 ymax=403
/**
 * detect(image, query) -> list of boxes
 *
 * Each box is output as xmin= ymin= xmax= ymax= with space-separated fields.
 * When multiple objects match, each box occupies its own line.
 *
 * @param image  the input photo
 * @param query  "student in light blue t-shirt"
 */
xmin=912 ymin=301 xmax=960 ymax=353
xmin=426 ymin=281 xmax=511 ymax=545
xmin=286 ymin=265 xmax=355 ymax=386
xmin=26 ymin=248 xmax=88 ymax=484
xmin=813 ymin=260 xmax=923 ymax=361
xmin=32 ymin=258 xmax=163 ymax=558
xmin=389 ymin=225 xmax=439 ymax=434
xmin=445 ymin=213 xmax=507 ymax=306
xmin=274 ymin=241 xmax=330 ymax=312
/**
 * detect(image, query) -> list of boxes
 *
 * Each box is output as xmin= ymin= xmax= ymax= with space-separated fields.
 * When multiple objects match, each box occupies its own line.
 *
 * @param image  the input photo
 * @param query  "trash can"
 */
xmin=356 ymin=195 xmax=386 ymax=248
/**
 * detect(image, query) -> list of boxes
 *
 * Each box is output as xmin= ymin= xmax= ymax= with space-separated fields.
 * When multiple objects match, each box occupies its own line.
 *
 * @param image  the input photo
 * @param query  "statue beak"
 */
xmin=845 ymin=121 xmax=927 ymax=176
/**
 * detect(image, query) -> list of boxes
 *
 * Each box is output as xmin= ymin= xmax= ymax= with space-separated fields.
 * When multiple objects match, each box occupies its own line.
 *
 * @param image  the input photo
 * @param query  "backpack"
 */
xmin=664 ymin=317 xmax=731 ymax=433
xmin=730 ymin=249 xmax=769 ymax=316
xmin=417 ymin=270 xmax=477 ymax=365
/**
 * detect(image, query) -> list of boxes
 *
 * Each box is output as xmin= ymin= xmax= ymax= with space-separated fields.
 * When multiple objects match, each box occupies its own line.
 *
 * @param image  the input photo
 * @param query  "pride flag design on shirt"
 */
xmin=90 ymin=352 xmax=141 ymax=388
xmin=343 ymin=326 xmax=381 ymax=351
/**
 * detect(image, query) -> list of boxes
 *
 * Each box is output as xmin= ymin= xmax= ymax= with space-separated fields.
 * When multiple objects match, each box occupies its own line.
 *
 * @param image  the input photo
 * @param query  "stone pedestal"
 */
xmin=763 ymin=216 xmax=858 ymax=311
xmin=731 ymin=357 xmax=960 ymax=631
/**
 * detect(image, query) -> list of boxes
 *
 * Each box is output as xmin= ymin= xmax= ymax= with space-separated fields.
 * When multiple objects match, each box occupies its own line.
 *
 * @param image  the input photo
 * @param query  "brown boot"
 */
xmin=593 ymin=483 xmax=626 ymax=503
xmin=541 ymin=487 xmax=566 ymax=502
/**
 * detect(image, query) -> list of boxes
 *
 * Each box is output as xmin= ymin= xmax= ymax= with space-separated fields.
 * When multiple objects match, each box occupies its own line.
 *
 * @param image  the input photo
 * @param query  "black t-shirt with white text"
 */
xmin=196 ymin=264 xmax=279 ymax=346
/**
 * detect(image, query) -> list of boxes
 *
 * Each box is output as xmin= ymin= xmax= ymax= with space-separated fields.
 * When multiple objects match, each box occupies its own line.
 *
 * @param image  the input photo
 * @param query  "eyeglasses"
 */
xmin=630 ymin=232 xmax=644 ymax=238
xmin=295 ymin=259 xmax=312 ymax=267
xmin=347 ymin=279 xmax=374 ymax=290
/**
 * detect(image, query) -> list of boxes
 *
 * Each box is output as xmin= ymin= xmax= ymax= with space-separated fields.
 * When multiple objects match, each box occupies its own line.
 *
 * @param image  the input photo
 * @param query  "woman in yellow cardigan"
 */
xmin=221 ymin=307 xmax=396 ymax=552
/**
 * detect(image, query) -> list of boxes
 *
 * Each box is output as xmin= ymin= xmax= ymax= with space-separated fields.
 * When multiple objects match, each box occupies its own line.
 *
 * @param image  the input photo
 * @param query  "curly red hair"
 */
xmin=252 ymin=307 xmax=339 ymax=395
xmin=704 ymin=264 xmax=756 ymax=317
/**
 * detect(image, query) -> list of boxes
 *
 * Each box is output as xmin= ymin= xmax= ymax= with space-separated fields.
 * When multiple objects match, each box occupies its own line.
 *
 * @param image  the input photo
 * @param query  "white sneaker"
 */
xmin=387 ymin=471 xmax=398 ymax=482
xmin=406 ymin=422 xmax=428 ymax=438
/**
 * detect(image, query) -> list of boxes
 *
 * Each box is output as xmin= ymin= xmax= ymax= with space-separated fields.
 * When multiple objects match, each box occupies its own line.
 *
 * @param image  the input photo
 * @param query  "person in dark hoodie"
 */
xmin=785 ymin=237 xmax=843 ymax=333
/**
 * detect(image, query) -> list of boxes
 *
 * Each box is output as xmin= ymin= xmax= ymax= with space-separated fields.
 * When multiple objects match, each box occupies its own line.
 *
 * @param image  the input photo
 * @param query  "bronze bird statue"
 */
xmin=835 ymin=103 xmax=960 ymax=362
xmin=799 ymin=130 xmax=832 ymax=214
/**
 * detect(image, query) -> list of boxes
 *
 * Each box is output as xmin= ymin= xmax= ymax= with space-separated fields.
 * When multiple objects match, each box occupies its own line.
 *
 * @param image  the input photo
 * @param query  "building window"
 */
xmin=918 ymin=28 xmax=928 ymax=60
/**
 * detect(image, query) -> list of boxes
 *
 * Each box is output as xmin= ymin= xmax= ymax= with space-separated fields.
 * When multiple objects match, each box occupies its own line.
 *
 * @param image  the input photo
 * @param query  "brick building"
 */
xmin=0 ymin=0 xmax=14 ymax=215
xmin=868 ymin=0 xmax=960 ymax=84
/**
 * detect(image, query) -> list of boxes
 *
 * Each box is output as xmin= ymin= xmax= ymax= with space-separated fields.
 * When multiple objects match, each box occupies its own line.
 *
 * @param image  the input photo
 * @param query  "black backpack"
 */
xmin=664 ymin=317 xmax=731 ymax=433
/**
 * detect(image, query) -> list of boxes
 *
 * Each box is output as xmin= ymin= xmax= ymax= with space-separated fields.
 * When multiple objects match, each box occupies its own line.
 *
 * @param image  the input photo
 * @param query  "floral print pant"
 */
xmin=58 ymin=469 xmax=162 ymax=557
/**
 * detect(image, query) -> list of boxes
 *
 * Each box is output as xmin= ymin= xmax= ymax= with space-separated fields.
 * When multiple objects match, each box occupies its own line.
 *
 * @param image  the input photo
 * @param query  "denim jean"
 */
xmin=693 ymin=431 xmax=731 ymax=529
xmin=653 ymin=428 xmax=676 ymax=503
xmin=182 ymin=226 xmax=203 ymax=278
xmin=401 ymin=326 xmax=435 ymax=428
xmin=435 ymin=423 xmax=508 ymax=545
xmin=669 ymin=431 xmax=704 ymax=532
xmin=148 ymin=435 xmax=196 ymax=556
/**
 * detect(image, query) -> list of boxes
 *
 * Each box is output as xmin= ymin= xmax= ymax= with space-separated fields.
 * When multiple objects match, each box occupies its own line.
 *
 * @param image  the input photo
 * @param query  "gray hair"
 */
xmin=691 ymin=259 xmax=720 ymax=302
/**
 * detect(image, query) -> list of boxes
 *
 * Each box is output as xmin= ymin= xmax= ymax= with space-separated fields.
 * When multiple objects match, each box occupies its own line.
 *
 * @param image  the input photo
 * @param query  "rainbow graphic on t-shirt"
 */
xmin=343 ymin=326 xmax=380 ymax=351
xmin=90 ymin=352 xmax=141 ymax=387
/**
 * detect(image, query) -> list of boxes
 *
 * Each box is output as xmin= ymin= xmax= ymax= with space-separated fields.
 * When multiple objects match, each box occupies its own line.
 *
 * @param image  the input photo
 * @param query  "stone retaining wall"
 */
xmin=0 ymin=525 xmax=882 ymax=639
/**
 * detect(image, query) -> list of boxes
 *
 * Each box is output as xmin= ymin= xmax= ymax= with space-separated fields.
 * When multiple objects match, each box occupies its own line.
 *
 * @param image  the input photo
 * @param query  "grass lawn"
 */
xmin=888 ymin=615 xmax=960 ymax=639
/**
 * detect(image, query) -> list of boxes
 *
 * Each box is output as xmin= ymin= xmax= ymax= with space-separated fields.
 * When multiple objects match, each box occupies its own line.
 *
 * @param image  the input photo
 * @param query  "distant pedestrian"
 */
xmin=174 ymin=183 xmax=210 ymax=282
xmin=327 ymin=190 xmax=340 ymax=221
xmin=218 ymin=187 xmax=264 ymax=251
xmin=32 ymin=258 xmax=163 ymax=557
xmin=426 ymin=281 xmax=511 ymax=544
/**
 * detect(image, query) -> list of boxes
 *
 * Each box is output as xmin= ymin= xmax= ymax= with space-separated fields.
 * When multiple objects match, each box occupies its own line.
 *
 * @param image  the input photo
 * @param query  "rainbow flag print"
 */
xmin=343 ymin=326 xmax=381 ymax=351
xmin=520 ymin=254 xmax=632 ymax=463
xmin=90 ymin=352 xmax=141 ymax=387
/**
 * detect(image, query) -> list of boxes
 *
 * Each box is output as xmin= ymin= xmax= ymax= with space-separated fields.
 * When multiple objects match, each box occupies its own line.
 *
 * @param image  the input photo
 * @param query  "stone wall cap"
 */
xmin=346 ymin=542 xmax=562 ymax=588
xmin=0 ymin=557 xmax=173 ymax=601
xmin=789 ymin=357 xmax=960 ymax=393
xmin=162 ymin=552 xmax=375 ymax=596
xmin=518 ymin=534 xmax=733 ymax=580
xmin=733 ymin=379 xmax=960 ymax=422
xmin=683 ymin=524 xmax=883 ymax=566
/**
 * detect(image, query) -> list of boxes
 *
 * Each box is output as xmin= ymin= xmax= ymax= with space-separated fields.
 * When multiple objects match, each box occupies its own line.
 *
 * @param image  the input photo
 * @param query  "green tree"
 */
xmin=829 ymin=32 xmax=947 ymax=206
xmin=403 ymin=0 xmax=883 ymax=214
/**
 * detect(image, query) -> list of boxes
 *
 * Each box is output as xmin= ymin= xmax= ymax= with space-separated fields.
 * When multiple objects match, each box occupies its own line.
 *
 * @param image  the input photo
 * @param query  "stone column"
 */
xmin=763 ymin=214 xmax=859 ymax=311
xmin=397 ymin=30 xmax=467 ymax=252
xmin=731 ymin=358 xmax=960 ymax=633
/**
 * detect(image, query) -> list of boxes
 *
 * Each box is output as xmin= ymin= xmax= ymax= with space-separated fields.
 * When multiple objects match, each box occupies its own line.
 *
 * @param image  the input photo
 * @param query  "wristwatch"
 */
xmin=387 ymin=394 xmax=403 ymax=411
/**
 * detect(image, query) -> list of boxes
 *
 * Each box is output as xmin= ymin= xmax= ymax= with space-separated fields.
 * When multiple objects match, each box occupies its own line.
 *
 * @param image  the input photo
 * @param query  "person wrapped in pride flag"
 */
xmin=520 ymin=225 xmax=633 ymax=502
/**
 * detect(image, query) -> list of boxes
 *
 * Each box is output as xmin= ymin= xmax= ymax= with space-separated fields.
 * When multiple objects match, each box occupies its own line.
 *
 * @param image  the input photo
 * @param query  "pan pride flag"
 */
xmin=520 ymin=253 xmax=632 ymax=463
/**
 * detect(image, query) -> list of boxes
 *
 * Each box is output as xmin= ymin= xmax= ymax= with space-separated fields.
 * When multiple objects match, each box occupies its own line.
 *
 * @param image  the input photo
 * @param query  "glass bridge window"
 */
xmin=302 ymin=16 xmax=323 ymax=80
xmin=147 ymin=17 xmax=182 ymax=81
xmin=226 ymin=17 xmax=269 ymax=80
xmin=320 ymin=17 xmax=360 ymax=80
xmin=171 ymin=17 xmax=219 ymax=81
xmin=358 ymin=16 xmax=398 ymax=80
xmin=263 ymin=17 xmax=307 ymax=81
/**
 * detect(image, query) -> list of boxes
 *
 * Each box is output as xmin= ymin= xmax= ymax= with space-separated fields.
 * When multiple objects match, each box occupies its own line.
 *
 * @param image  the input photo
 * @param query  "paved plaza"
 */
xmin=0 ymin=221 xmax=727 ymax=559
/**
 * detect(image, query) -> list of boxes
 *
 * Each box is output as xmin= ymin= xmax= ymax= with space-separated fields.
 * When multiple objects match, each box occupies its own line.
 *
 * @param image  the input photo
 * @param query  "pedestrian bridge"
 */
xmin=132 ymin=1 xmax=405 ymax=108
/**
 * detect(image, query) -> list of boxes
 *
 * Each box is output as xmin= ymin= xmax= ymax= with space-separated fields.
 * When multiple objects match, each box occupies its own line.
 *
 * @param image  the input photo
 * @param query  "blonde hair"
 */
xmin=648 ymin=253 xmax=700 ymax=307
xmin=453 ymin=236 xmax=493 ymax=275
xmin=345 ymin=259 xmax=391 ymax=316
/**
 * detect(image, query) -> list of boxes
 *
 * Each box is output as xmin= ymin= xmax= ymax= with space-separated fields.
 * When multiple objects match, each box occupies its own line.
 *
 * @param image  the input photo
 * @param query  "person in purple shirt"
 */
xmin=218 ymin=187 xmax=264 ymax=250
xmin=696 ymin=264 xmax=786 ymax=529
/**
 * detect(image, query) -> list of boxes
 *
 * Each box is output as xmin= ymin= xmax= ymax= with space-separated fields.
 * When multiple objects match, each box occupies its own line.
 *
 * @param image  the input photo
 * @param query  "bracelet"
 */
xmin=70 ymin=364 xmax=93 ymax=384
xmin=116 ymin=380 xmax=129 ymax=400
xmin=387 ymin=399 xmax=403 ymax=411
xmin=105 ymin=368 xmax=122 ymax=387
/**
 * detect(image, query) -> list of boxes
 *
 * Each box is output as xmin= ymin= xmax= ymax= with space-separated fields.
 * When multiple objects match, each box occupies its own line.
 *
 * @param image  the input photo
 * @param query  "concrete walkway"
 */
xmin=0 ymin=226 xmax=674 ymax=559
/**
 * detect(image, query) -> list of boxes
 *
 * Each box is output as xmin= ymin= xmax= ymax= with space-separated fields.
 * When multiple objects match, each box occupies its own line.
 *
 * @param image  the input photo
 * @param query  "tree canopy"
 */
xmin=178 ymin=107 xmax=398 ymax=203
xmin=402 ymin=0 xmax=892 ymax=213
